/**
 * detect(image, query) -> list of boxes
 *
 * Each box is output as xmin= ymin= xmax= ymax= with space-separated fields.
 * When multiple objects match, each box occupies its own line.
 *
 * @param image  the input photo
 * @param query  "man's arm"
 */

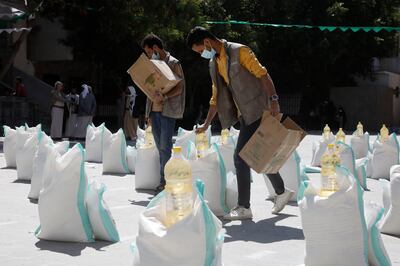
xmin=239 ymin=46 xmax=280 ymax=116
xmin=260 ymin=73 xmax=280 ymax=116
xmin=196 ymin=84 xmax=218 ymax=133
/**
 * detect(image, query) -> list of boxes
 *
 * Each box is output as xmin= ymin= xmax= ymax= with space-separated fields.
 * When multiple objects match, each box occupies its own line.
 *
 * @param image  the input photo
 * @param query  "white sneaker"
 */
xmin=272 ymin=189 xmax=294 ymax=214
xmin=223 ymin=206 xmax=253 ymax=220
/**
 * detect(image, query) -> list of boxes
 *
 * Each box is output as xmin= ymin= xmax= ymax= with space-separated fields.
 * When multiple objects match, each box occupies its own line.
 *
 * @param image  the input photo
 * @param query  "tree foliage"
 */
xmin=35 ymin=0 xmax=400 ymax=126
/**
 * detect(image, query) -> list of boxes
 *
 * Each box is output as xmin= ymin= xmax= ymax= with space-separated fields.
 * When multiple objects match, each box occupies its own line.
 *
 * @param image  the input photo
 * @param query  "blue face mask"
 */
xmin=201 ymin=47 xmax=216 ymax=59
xmin=151 ymin=52 xmax=160 ymax=60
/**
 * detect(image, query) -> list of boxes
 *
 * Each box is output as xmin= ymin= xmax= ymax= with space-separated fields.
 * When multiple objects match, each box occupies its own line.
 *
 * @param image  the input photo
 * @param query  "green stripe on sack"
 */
xmin=293 ymin=151 xmax=302 ymax=188
xmin=146 ymin=190 xmax=165 ymax=209
xmin=77 ymin=144 xmax=95 ymax=242
xmin=196 ymin=180 xmax=218 ymax=266
xmin=371 ymin=207 xmax=391 ymax=266
xmin=297 ymin=180 xmax=309 ymax=203
xmin=212 ymin=144 xmax=230 ymax=214
xmin=97 ymin=184 xmax=120 ymax=242
xmin=337 ymin=166 xmax=369 ymax=264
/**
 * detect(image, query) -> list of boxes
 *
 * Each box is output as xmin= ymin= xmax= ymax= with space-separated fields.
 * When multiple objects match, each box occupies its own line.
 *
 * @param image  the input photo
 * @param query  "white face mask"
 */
xmin=201 ymin=46 xmax=216 ymax=59
xmin=151 ymin=51 xmax=160 ymax=60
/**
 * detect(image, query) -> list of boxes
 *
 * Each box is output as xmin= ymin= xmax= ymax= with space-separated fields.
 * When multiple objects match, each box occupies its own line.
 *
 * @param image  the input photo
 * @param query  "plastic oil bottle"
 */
xmin=380 ymin=124 xmax=389 ymax=143
xmin=144 ymin=126 xmax=154 ymax=147
xmin=195 ymin=132 xmax=208 ymax=158
xmin=220 ymin=129 xmax=230 ymax=145
xmin=164 ymin=146 xmax=193 ymax=227
xmin=336 ymin=128 xmax=346 ymax=143
xmin=356 ymin=122 xmax=364 ymax=137
xmin=323 ymin=124 xmax=331 ymax=140
xmin=320 ymin=144 xmax=339 ymax=197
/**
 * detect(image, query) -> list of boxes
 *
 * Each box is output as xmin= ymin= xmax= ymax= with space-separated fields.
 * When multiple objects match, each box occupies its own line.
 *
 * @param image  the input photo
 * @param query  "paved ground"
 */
xmin=0 ymin=135 xmax=399 ymax=266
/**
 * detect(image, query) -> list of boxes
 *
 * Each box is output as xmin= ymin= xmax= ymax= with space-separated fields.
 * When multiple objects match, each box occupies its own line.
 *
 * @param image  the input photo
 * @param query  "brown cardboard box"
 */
xmin=127 ymin=53 xmax=181 ymax=101
xmin=239 ymin=112 xmax=306 ymax=174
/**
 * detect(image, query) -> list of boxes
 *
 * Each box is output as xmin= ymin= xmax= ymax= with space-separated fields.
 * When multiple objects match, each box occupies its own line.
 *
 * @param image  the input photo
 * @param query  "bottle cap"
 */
xmin=327 ymin=144 xmax=334 ymax=148
xmin=172 ymin=146 xmax=182 ymax=153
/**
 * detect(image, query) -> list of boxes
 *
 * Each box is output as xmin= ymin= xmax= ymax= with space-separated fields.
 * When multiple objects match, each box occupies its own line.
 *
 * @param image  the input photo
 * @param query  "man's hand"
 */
xmin=270 ymin=101 xmax=280 ymax=117
xmin=195 ymin=123 xmax=209 ymax=134
xmin=152 ymin=91 xmax=164 ymax=104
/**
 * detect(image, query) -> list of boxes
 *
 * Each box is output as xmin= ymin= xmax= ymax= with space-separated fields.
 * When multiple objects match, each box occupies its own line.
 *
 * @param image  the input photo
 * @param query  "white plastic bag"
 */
xmin=3 ymin=125 xmax=25 ymax=168
xmin=189 ymin=144 xmax=229 ymax=216
xmin=351 ymin=132 xmax=370 ymax=159
xmin=264 ymin=151 xmax=302 ymax=201
xmin=102 ymin=128 xmax=129 ymax=174
xmin=135 ymin=146 xmax=160 ymax=190
xmin=85 ymin=123 xmax=105 ymax=163
xmin=298 ymin=167 xmax=369 ymax=266
xmin=36 ymin=144 xmax=94 ymax=242
xmin=226 ymin=172 xmax=238 ymax=210
xmin=132 ymin=181 xmax=224 ymax=266
xmin=379 ymin=165 xmax=400 ymax=236
xmin=126 ymin=146 xmax=137 ymax=174
xmin=28 ymin=134 xmax=69 ymax=200
xmin=310 ymin=133 xmax=335 ymax=167
xmin=137 ymin=127 xmax=145 ymax=141
xmin=217 ymin=136 xmax=236 ymax=175
xmin=16 ymin=128 xmax=42 ymax=180
xmin=175 ymin=126 xmax=211 ymax=157
xmin=25 ymin=123 xmax=41 ymax=133
xmin=86 ymin=181 xmax=119 ymax=242
xmin=371 ymin=134 xmax=399 ymax=180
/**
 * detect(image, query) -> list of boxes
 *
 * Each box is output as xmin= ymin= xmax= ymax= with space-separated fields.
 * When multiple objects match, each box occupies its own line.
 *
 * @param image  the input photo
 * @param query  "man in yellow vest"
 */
xmin=187 ymin=26 xmax=294 ymax=220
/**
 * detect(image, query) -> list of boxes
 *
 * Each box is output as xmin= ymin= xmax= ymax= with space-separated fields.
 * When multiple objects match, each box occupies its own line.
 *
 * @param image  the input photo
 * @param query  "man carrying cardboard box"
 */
xmin=186 ymin=27 xmax=293 ymax=220
xmin=141 ymin=34 xmax=186 ymax=193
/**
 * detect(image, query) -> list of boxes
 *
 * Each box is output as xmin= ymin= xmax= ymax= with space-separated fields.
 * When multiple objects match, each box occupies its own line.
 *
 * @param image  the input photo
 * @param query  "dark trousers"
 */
xmin=234 ymin=117 xmax=285 ymax=208
xmin=150 ymin=112 xmax=176 ymax=185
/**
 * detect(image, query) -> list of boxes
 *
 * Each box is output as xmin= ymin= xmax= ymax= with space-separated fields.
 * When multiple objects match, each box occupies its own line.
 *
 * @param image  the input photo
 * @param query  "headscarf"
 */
xmin=54 ymin=81 xmax=63 ymax=90
xmin=81 ymin=84 xmax=89 ymax=98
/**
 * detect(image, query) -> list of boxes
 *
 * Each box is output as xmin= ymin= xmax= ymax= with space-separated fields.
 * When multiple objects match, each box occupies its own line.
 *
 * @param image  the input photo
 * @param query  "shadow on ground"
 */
xmin=12 ymin=179 xmax=31 ymax=184
xmin=128 ymin=199 xmax=151 ymax=207
xmin=223 ymin=214 xmax=304 ymax=244
xmin=34 ymin=240 xmax=117 ymax=256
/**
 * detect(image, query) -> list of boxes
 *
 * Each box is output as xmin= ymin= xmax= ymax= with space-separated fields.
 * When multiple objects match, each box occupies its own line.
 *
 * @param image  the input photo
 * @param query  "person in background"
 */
xmin=141 ymin=33 xmax=186 ymax=193
xmin=50 ymin=81 xmax=67 ymax=139
xmin=75 ymin=84 xmax=97 ymax=139
xmin=186 ymin=26 xmax=293 ymax=220
xmin=123 ymin=85 xmax=138 ymax=141
xmin=14 ymin=76 xmax=27 ymax=97
xmin=65 ymin=88 xmax=79 ymax=139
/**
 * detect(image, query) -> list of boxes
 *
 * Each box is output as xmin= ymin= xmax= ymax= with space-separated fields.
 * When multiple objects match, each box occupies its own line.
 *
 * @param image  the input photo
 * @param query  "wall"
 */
xmin=28 ymin=17 xmax=73 ymax=62
xmin=12 ymin=20 xmax=34 ymax=76
xmin=330 ymin=86 xmax=394 ymax=132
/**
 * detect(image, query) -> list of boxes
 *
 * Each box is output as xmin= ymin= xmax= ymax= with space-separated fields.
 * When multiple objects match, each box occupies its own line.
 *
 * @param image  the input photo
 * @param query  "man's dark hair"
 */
xmin=186 ymin=26 xmax=217 ymax=48
xmin=141 ymin=33 xmax=164 ymax=49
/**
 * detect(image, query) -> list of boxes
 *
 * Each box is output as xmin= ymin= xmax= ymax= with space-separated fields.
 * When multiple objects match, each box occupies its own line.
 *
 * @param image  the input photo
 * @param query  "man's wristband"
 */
xmin=269 ymin=94 xmax=279 ymax=102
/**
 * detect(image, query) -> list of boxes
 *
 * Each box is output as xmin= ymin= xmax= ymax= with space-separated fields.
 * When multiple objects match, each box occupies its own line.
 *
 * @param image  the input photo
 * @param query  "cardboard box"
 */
xmin=127 ymin=53 xmax=181 ymax=101
xmin=239 ymin=112 xmax=306 ymax=174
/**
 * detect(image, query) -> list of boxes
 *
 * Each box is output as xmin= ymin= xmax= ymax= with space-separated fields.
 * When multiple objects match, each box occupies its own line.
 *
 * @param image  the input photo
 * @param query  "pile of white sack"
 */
xmin=35 ymin=143 xmax=119 ymax=242
xmin=299 ymin=166 xmax=391 ymax=266
xmin=132 ymin=181 xmax=224 ymax=266
xmin=379 ymin=165 xmax=400 ymax=236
